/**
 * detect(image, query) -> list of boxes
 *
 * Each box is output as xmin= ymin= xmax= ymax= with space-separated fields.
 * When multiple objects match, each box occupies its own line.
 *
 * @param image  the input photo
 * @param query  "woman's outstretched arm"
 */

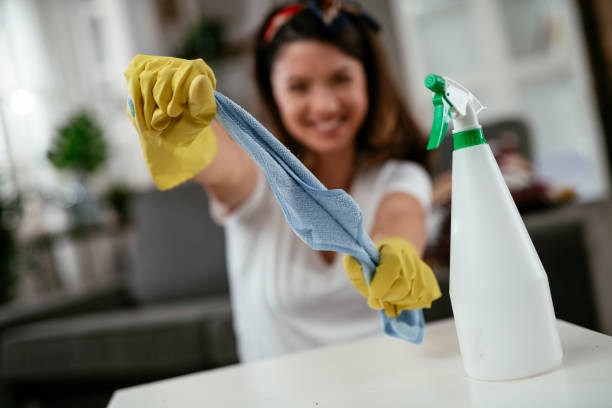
xmin=193 ymin=120 xmax=258 ymax=212
xmin=370 ymin=192 xmax=427 ymax=254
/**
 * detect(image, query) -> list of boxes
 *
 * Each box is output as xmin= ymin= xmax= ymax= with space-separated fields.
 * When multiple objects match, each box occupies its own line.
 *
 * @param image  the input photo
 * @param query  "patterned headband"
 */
xmin=262 ymin=0 xmax=380 ymax=45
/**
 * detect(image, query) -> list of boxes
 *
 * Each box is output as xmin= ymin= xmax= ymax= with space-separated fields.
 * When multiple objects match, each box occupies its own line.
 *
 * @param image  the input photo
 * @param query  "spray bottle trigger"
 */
xmin=427 ymin=93 xmax=451 ymax=150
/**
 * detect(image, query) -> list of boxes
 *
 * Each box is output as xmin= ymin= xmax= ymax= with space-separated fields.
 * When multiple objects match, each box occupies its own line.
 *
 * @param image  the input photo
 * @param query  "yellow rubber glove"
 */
xmin=124 ymin=54 xmax=218 ymax=190
xmin=343 ymin=237 xmax=442 ymax=317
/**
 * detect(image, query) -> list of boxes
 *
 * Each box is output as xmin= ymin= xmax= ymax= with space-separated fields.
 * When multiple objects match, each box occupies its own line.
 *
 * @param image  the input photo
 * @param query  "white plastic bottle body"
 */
xmin=449 ymin=143 xmax=563 ymax=381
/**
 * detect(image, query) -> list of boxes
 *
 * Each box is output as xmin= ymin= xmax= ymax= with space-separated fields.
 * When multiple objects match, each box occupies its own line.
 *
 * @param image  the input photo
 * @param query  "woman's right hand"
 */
xmin=124 ymin=54 xmax=218 ymax=190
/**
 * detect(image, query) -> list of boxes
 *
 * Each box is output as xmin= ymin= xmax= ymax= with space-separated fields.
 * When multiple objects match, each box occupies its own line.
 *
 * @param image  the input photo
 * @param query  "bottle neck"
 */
xmin=453 ymin=128 xmax=486 ymax=150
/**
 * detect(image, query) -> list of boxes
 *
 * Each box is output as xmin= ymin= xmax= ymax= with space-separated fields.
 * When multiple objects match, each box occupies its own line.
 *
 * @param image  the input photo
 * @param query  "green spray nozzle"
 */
xmin=425 ymin=74 xmax=451 ymax=151
xmin=424 ymin=74 xmax=486 ymax=151
xmin=425 ymin=74 xmax=446 ymax=94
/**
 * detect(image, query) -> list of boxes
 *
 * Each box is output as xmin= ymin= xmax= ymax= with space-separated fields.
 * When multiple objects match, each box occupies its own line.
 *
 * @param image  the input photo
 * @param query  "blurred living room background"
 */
xmin=0 ymin=0 xmax=611 ymax=407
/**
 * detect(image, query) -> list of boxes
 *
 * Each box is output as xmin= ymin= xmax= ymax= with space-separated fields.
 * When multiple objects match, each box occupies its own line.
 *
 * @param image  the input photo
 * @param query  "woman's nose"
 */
xmin=309 ymin=86 xmax=340 ymax=117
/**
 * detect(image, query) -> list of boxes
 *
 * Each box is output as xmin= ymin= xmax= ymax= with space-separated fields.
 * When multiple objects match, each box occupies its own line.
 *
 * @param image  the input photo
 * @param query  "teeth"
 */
xmin=314 ymin=120 xmax=341 ymax=131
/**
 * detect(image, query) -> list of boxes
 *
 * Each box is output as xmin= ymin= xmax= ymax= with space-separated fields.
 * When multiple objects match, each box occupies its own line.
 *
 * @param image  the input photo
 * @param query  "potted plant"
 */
xmin=47 ymin=111 xmax=108 ymax=228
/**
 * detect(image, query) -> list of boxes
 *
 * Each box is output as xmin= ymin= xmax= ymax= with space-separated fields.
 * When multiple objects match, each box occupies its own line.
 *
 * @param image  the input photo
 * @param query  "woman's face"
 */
xmin=270 ymin=40 xmax=369 ymax=157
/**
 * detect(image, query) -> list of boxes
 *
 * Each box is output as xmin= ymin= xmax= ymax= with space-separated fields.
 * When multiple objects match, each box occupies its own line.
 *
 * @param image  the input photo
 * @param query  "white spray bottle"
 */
xmin=425 ymin=74 xmax=563 ymax=380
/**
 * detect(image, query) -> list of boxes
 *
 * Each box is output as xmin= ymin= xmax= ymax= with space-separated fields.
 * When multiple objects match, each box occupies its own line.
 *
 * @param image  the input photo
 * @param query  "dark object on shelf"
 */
xmin=0 ymin=193 xmax=20 ymax=305
xmin=103 ymin=184 xmax=134 ymax=227
xmin=432 ymin=119 xmax=532 ymax=178
xmin=175 ymin=19 xmax=225 ymax=60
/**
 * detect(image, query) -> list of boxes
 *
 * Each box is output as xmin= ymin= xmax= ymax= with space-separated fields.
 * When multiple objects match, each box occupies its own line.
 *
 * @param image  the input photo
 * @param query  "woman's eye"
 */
xmin=332 ymin=75 xmax=351 ymax=85
xmin=288 ymin=83 xmax=308 ymax=93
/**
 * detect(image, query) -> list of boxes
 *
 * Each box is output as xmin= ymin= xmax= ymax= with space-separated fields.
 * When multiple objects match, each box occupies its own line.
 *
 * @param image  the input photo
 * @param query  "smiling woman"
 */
xmin=200 ymin=1 xmax=436 ymax=361
xmin=126 ymin=0 xmax=440 ymax=363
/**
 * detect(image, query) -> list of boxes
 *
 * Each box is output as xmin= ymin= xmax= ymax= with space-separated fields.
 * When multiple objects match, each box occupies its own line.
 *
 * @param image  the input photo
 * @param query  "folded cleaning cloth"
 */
xmin=213 ymin=92 xmax=425 ymax=343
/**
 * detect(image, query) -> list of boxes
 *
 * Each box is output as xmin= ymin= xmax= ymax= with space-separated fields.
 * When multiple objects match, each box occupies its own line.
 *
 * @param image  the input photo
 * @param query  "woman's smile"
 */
xmin=309 ymin=117 xmax=346 ymax=136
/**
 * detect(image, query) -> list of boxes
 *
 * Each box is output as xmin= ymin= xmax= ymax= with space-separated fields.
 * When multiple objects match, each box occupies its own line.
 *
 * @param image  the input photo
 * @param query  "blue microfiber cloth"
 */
xmin=213 ymin=92 xmax=425 ymax=343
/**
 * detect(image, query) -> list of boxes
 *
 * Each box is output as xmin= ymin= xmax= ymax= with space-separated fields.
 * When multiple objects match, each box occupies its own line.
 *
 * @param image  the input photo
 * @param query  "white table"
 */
xmin=108 ymin=319 xmax=612 ymax=407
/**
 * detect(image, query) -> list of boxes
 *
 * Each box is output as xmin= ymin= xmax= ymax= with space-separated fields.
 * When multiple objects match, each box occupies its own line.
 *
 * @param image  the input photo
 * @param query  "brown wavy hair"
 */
xmin=254 ymin=3 xmax=431 ymax=172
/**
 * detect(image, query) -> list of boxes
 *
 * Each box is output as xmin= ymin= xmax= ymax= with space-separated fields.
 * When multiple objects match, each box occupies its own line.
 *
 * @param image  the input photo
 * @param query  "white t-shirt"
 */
xmin=211 ymin=159 xmax=432 ymax=362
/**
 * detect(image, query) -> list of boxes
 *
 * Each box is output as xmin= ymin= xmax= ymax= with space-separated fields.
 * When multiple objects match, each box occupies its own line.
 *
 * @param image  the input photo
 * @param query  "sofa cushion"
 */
xmin=1 ymin=296 xmax=236 ymax=382
xmin=129 ymin=182 xmax=228 ymax=303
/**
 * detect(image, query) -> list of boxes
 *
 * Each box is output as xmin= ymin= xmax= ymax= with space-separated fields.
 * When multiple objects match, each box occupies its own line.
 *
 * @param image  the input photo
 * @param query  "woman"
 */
xmin=126 ymin=1 xmax=440 ymax=362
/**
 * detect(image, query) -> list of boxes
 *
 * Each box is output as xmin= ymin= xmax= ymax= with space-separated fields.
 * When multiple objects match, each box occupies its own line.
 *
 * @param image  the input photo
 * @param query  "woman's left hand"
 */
xmin=343 ymin=237 xmax=442 ymax=317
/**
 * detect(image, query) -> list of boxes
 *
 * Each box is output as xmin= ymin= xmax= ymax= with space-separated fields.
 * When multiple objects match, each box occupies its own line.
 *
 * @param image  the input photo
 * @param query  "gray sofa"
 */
xmin=0 ymin=182 xmax=237 ymax=407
